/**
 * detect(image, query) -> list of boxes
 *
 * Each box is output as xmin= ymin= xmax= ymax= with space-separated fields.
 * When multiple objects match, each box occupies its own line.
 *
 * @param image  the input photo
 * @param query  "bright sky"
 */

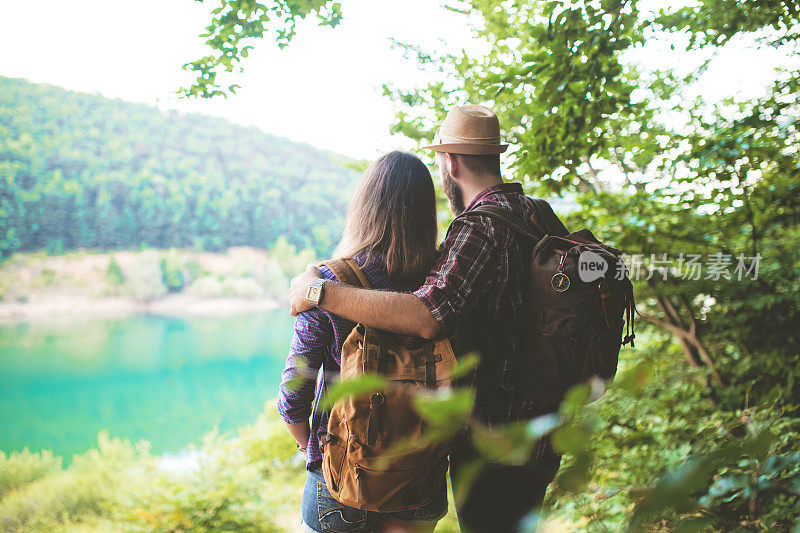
xmin=0 ymin=0 xmax=473 ymax=160
xmin=0 ymin=1 xmax=793 ymax=161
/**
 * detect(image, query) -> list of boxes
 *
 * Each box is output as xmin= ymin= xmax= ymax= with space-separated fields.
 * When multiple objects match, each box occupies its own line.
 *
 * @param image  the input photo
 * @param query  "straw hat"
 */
xmin=421 ymin=104 xmax=509 ymax=155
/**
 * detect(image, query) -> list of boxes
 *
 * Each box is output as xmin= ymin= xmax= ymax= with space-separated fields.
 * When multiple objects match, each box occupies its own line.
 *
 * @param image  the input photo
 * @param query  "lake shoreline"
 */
xmin=0 ymin=246 xmax=306 ymax=323
xmin=0 ymin=293 xmax=286 ymax=323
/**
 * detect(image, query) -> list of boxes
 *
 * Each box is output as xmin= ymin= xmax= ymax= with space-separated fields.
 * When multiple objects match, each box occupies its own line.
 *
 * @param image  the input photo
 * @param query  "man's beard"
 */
xmin=442 ymin=168 xmax=466 ymax=215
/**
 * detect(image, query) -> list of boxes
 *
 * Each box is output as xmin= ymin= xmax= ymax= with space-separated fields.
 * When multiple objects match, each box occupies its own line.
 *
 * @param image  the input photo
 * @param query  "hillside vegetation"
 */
xmin=0 ymin=77 xmax=357 ymax=259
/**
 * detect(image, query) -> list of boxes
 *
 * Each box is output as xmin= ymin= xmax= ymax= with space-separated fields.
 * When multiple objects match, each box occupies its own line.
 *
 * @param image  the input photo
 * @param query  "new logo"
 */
xmin=578 ymin=250 xmax=608 ymax=282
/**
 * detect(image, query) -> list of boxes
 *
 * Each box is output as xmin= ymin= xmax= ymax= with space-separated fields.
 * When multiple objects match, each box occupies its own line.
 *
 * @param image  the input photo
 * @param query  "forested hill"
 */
xmin=0 ymin=76 xmax=358 ymax=259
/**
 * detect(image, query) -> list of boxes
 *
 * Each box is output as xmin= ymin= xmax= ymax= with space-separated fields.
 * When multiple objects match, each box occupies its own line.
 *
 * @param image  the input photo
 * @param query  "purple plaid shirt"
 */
xmin=414 ymin=182 xmax=538 ymax=423
xmin=277 ymin=252 xmax=418 ymax=468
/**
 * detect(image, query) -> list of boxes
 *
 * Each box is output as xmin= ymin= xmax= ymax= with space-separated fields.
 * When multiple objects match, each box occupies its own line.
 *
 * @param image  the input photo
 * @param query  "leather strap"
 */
xmin=424 ymin=352 xmax=441 ymax=389
xmin=344 ymin=258 xmax=371 ymax=288
xmin=367 ymin=392 xmax=384 ymax=446
xmin=319 ymin=257 xmax=371 ymax=289
xmin=599 ymin=279 xmax=612 ymax=329
xmin=459 ymin=199 xmax=570 ymax=241
xmin=468 ymin=205 xmax=542 ymax=241
xmin=319 ymin=433 xmax=335 ymax=449
xmin=364 ymin=328 xmax=388 ymax=446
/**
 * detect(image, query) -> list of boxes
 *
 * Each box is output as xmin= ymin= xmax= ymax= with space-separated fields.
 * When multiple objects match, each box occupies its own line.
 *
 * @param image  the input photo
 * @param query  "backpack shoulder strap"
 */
xmin=466 ymin=205 xmax=542 ymax=241
xmin=319 ymin=257 xmax=371 ymax=289
xmin=458 ymin=199 xmax=570 ymax=241
xmin=530 ymin=198 xmax=570 ymax=237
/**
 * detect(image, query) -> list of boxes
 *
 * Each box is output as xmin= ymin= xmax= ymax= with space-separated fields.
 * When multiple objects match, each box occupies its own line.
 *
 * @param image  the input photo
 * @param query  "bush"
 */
xmin=184 ymin=259 xmax=202 ymax=286
xmin=110 ymin=448 xmax=279 ymax=532
xmin=188 ymin=276 xmax=224 ymax=298
xmin=0 ymin=449 xmax=62 ymax=500
xmin=105 ymin=256 xmax=125 ymax=286
xmin=220 ymin=277 xmax=264 ymax=299
xmin=269 ymin=237 xmax=317 ymax=277
xmin=159 ymin=248 xmax=185 ymax=293
xmin=0 ymin=408 xmax=296 ymax=532
xmin=35 ymin=268 xmax=57 ymax=288
xmin=0 ymin=433 xmax=145 ymax=532
xmin=260 ymin=259 xmax=289 ymax=296
xmin=45 ymin=239 xmax=63 ymax=256
xmin=541 ymin=341 xmax=800 ymax=532
xmin=120 ymin=250 xmax=167 ymax=300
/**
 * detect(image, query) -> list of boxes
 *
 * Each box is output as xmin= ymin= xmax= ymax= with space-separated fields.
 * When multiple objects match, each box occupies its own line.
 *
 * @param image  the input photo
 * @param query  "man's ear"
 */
xmin=445 ymin=152 xmax=459 ymax=178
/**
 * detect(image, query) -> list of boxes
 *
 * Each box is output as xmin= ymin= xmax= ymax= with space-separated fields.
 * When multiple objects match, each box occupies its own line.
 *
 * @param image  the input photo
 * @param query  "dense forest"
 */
xmin=0 ymin=76 xmax=357 ymax=259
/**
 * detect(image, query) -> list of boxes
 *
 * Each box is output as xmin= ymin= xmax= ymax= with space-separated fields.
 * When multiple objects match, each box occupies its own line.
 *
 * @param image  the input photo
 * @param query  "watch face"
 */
xmin=307 ymin=286 xmax=320 ymax=303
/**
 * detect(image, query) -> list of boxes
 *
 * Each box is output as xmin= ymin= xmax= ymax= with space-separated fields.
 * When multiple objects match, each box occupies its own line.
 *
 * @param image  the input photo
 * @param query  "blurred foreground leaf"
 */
xmin=449 ymin=352 xmax=481 ymax=380
xmin=319 ymin=375 xmax=385 ymax=409
xmin=472 ymin=422 xmax=537 ymax=466
xmin=414 ymin=388 xmax=475 ymax=442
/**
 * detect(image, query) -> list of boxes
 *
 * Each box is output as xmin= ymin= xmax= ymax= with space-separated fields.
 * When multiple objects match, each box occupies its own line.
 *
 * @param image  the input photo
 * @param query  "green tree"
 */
xmin=183 ymin=0 xmax=343 ymax=98
xmin=379 ymin=0 xmax=799 ymax=529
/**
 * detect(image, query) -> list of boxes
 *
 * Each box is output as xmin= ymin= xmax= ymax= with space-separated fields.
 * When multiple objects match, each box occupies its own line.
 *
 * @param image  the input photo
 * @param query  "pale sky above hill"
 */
xmin=0 ymin=0 xmax=474 ymax=160
xmin=0 ymin=0 xmax=793 ymax=161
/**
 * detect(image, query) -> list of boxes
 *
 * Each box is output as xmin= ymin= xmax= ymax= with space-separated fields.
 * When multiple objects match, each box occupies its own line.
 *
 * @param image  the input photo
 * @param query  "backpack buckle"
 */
xmin=367 ymin=393 xmax=385 ymax=445
xmin=319 ymin=433 xmax=335 ymax=449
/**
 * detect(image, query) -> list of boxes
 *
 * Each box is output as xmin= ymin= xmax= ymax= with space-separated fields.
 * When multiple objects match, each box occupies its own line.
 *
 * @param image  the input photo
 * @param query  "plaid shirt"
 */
xmin=277 ymin=252 xmax=418 ymax=468
xmin=414 ymin=182 xmax=538 ymax=424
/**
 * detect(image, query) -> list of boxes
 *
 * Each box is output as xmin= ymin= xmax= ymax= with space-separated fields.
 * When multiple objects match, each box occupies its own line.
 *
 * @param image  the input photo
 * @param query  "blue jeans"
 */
xmin=301 ymin=465 xmax=448 ymax=532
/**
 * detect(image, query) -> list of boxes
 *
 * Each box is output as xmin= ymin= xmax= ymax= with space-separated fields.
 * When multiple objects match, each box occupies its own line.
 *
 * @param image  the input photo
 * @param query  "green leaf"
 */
xmin=451 ymin=457 xmax=485 ymax=507
xmin=319 ymin=374 xmax=385 ymax=409
xmin=471 ymin=422 xmax=537 ymax=466
xmin=450 ymin=351 xmax=480 ymax=379
xmin=413 ymin=388 xmax=474 ymax=442
xmin=613 ymin=361 xmax=653 ymax=393
xmin=559 ymin=383 xmax=591 ymax=418
xmin=554 ymin=451 xmax=592 ymax=494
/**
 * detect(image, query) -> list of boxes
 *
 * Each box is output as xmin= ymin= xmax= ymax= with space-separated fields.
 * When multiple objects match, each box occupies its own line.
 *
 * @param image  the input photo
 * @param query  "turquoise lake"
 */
xmin=0 ymin=310 xmax=295 ymax=463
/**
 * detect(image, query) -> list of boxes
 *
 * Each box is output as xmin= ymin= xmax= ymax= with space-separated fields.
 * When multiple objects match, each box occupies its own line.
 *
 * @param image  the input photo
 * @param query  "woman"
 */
xmin=277 ymin=151 xmax=446 ymax=533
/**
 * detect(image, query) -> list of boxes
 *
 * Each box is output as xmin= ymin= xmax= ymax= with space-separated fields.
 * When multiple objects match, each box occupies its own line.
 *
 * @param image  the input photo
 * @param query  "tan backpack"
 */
xmin=318 ymin=258 xmax=458 ymax=512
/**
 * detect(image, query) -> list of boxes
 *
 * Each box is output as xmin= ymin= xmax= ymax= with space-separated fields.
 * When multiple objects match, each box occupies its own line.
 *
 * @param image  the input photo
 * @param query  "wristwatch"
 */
xmin=305 ymin=279 xmax=327 ymax=306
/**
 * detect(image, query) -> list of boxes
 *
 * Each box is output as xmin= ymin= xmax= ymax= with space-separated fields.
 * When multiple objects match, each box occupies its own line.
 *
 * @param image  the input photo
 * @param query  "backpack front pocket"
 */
xmin=322 ymin=436 xmax=348 ymax=494
xmin=335 ymin=452 xmax=448 ymax=512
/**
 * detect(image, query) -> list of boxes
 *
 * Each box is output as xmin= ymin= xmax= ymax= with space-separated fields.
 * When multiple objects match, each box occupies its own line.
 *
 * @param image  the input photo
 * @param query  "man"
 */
xmin=289 ymin=104 xmax=561 ymax=532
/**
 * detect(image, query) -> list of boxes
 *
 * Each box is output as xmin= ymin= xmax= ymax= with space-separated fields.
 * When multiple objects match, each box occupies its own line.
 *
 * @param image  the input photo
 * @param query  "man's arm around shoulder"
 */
xmin=289 ymin=265 xmax=442 ymax=340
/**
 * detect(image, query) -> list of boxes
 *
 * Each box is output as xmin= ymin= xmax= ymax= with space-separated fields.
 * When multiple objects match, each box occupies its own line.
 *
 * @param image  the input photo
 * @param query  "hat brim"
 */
xmin=420 ymin=142 xmax=508 ymax=155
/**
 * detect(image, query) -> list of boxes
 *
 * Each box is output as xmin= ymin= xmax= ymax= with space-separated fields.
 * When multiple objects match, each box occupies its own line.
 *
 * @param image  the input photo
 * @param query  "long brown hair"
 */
xmin=334 ymin=151 xmax=437 ymax=284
